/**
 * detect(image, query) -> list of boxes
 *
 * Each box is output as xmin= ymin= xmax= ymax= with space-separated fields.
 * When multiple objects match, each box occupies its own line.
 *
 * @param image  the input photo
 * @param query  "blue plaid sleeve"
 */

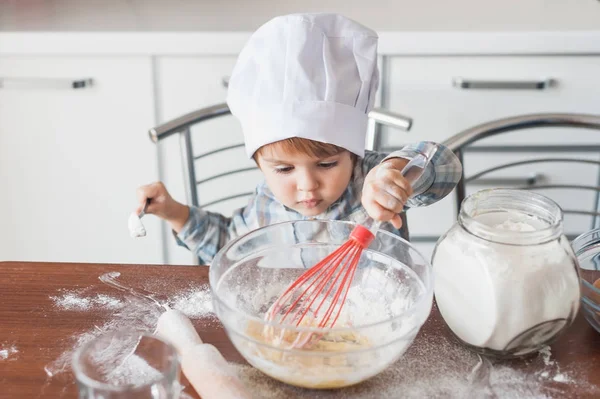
xmin=383 ymin=141 xmax=463 ymax=208
xmin=174 ymin=206 xmax=232 ymax=264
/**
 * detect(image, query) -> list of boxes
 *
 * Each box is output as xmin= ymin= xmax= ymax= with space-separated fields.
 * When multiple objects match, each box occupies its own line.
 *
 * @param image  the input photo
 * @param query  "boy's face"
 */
xmin=256 ymin=147 xmax=354 ymax=217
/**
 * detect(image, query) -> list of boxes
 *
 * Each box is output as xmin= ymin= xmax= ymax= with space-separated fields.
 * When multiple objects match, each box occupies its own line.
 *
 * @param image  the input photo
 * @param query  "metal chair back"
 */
xmin=442 ymin=113 xmax=600 ymax=236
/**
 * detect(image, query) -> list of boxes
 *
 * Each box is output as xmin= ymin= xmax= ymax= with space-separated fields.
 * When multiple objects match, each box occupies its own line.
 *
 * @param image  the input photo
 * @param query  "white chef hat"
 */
xmin=226 ymin=13 xmax=379 ymax=158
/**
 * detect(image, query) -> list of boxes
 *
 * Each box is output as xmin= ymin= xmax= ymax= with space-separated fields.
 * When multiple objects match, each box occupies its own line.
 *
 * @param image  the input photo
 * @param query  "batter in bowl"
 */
xmin=244 ymin=318 xmax=374 ymax=389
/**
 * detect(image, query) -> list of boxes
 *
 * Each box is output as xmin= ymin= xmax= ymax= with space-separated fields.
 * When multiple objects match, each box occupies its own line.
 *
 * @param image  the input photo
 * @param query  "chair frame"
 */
xmin=441 ymin=113 xmax=600 ymax=230
xmin=149 ymin=103 xmax=413 ymax=209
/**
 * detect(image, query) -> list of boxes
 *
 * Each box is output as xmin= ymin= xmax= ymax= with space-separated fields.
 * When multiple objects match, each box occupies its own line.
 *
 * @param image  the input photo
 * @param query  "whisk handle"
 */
xmin=350 ymin=224 xmax=377 ymax=248
xmin=370 ymin=220 xmax=382 ymax=235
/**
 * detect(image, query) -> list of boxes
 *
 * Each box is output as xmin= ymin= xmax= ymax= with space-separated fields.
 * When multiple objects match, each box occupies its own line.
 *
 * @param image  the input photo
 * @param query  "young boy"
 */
xmin=135 ymin=13 xmax=462 ymax=264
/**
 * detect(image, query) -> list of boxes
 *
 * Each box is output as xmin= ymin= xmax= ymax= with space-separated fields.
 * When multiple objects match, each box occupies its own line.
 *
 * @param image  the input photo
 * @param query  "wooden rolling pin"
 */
xmin=156 ymin=309 xmax=251 ymax=399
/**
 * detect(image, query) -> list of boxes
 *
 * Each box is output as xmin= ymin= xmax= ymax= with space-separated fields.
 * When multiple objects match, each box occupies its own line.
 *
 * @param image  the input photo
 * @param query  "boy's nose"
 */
xmin=297 ymin=171 xmax=319 ymax=192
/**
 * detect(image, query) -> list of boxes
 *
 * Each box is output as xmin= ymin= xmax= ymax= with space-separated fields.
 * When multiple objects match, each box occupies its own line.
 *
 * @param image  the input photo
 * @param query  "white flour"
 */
xmin=128 ymin=212 xmax=146 ymax=238
xmin=45 ymin=279 xmax=214 ymax=391
xmin=105 ymin=354 xmax=164 ymax=387
xmin=433 ymin=212 xmax=580 ymax=351
xmin=168 ymin=287 xmax=214 ymax=318
xmin=51 ymin=292 xmax=123 ymax=311
xmin=0 ymin=344 xmax=18 ymax=360
xmin=536 ymin=346 xmax=573 ymax=384
xmin=45 ymin=295 xmax=161 ymax=378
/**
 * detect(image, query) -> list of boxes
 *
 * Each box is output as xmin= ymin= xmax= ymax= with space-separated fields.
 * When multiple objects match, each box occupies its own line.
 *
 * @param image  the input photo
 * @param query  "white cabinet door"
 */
xmin=385 ymin=56 xmax=600 ymax=147
xmin=155 ymin=56 xmax=262 ymax=265
xmin=0 ymin=56 xmax=161 ymax=264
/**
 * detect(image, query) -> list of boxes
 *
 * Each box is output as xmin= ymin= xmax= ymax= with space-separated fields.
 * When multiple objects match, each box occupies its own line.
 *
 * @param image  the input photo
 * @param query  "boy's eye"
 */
xmin=318 ymin=161 xmax=338 ymax=169
xmin=274 ymin=166 xmax=294 ymax=174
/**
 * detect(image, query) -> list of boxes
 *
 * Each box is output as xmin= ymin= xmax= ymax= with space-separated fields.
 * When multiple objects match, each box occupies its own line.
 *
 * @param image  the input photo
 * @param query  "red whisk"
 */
xmin=265 ymin=144 xmax=439 ymax=348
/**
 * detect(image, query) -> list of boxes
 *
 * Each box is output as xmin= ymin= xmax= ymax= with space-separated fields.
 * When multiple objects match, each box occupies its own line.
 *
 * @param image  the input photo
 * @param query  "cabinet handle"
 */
xmin=222 ymin=76 xmax=229 ymax=88
xmin=470 ymin=173 xmax=542 ymax=186
xmin=0 ymin=77 xmax=94 ymax=90
xmin=452 ymin=77 xmax=555 ymax=90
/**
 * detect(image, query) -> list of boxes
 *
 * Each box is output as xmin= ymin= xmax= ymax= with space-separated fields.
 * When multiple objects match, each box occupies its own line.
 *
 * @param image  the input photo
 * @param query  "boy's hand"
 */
xmin=136 ymin=182 xmax=190 ymax=233
xmin=362 ymin=158 xmax=413 ymax=229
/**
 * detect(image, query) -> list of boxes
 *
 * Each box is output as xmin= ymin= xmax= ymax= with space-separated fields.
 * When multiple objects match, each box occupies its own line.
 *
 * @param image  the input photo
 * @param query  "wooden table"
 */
xmin=1 ymin=261 xmax=599 ymax=398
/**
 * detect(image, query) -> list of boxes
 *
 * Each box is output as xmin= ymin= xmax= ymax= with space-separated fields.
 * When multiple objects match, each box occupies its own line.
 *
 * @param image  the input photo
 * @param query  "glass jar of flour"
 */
xmin=432 ymin=189 xmax=580 ymax=358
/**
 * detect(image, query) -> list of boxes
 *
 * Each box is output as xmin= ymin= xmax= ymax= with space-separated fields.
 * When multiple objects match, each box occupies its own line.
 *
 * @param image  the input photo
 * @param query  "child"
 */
xmin=135 ymin=13 xmax=462 ymax=264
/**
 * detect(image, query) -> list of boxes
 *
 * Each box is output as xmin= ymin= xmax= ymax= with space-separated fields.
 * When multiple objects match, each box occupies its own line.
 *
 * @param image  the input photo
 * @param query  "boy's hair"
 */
xmin=253 ymin=138 xmax=358 ymax=165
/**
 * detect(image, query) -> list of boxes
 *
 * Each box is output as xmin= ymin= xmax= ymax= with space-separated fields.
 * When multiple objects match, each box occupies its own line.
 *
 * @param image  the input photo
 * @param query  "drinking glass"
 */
xmin=72 ymin=329 xmax=180 ymax=398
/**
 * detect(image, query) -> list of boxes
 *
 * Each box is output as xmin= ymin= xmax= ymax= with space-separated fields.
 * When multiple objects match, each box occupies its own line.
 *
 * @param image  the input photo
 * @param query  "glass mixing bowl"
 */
xmin=209 ymin=220 xmax=433 ymax=389
xmin=572 ymin=228 xmax=600 ymax=334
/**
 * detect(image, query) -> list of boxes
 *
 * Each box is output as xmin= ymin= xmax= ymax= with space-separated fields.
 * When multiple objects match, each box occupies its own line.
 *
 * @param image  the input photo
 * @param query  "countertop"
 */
xmin=1 ymin=261 xmax=599 ymax=398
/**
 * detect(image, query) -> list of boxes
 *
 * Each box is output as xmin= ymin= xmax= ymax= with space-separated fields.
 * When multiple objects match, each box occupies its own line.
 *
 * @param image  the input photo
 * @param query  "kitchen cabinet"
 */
xmin=384 ymin=56 xmax=600 ymax=147
xmin=0 ymin=56 xmax=161 ymax=264
xmin=1 ymin=32 xmax=599 ymax=266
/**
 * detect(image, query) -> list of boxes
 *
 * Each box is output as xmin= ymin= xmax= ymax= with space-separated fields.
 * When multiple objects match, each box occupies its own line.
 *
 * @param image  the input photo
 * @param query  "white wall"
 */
xmin=1 ymin=0 xmax=599 ymax=32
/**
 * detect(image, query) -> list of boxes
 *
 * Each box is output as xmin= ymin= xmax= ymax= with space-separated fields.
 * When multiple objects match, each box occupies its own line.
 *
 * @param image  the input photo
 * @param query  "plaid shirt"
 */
xmin=176 ymin=141 xmax=462 ymax=264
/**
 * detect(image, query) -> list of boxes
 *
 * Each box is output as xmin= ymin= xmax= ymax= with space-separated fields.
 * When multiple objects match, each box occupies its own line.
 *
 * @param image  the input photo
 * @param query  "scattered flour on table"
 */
xmin=0 ymin=344 xmax=18 ymax=360
xmin=45 ymin=275 xmax=215 ymax=399
xmin=50 ymin=291 xmax=123 ymax=311
xmin=45 ymin=295 xmax=161 ymax=378
xmin=231 ymin=336 xmax=597 ymax=399
xmin=40 ymin=274 xmax=600 ymax=399
xmin=168 ymin=286 xmax=214 ymax=319
xmin=534 ymin=346 xmax=574 ymax=385
xmin=539 ymin=346 xmax=556 ymax=367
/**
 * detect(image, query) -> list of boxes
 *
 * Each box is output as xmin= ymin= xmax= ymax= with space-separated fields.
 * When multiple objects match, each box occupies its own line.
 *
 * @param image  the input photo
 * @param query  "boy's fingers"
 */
xmin=366 ymin=201 xmax=397 ymax=222
xmin=383 ymin=169 xmax=413 ymax=197
xmin=390 ymin=214 xmax=403 ymax=229
xmin=380 ymin=183 xmax=409 ymax=207
xmin=136 ymin=185 xmax=151 ymax=202
xmin=136 ymin=183 xmax=165 ymax=215
xmin=375 ymin=189 xmax=406 ymax=214
xmin=366 ymin=201 xmax=403 ymax=229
